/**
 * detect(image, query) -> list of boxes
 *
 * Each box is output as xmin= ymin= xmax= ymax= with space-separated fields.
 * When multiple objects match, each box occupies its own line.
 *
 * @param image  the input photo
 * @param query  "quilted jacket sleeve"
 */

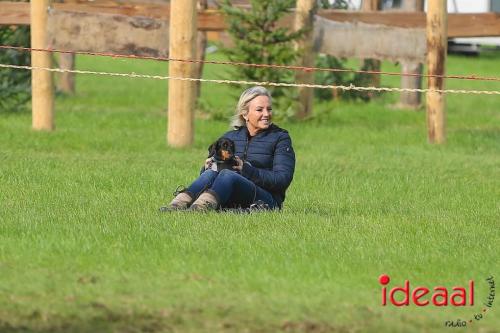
xmin=240 ymin=132 xmax=295 ymax=192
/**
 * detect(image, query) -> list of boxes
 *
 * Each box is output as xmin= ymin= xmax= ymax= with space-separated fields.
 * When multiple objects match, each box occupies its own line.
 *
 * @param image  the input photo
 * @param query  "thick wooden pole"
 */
xmin=399 ymin=0 xmax=424 ymax=109
xmin=426 ymin=0 xmax=447 ymax=144
xmin=31 ymin=0 xmax=54 ymax=131
xmin=168 ymin=0 xmax=198 ymax=147
xmin=361 ymin=0 xmax=381 ymax=93
xmin=294 ymin=0 xmax=316 ymax=119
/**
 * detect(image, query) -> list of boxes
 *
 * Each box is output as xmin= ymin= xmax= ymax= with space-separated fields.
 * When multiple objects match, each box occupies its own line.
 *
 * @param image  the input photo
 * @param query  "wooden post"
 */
xmin=167 ymin=0 xmax=198 ymax=147
xmin=294 ymin=0 xmax=317 ymax=119
xmin=399 ymin=0 xmax=424 ymax=109
xmin=361 ymin=0 xmax=381 ymax=98
xmin=401 ymin=0 xmax=424 ymax=10
xmin=31 ymin=0 xmax=54 ymax=131
xmin=194 ymin=0 xmax=208 ymax=101
xmin=426 ymin=0 xmax=447 ymax=144
xmin=362 ymin=0 xmax=380 ymax=10
xmin=361 ymin=0 xmax=381 ymax=95
xmin=400 ymin=61 xmax=422 ymax=107
xmin=58 ymin=53 xmax=75 ymax=94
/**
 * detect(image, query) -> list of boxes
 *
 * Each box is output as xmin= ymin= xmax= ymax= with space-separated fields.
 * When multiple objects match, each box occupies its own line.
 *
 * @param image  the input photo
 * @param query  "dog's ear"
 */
xmin=208 ymin=142 xmax=217 ymax=157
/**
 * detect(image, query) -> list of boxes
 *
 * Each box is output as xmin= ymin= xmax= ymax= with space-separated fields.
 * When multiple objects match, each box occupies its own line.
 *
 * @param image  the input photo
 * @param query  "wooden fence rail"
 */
xmin=1 ymin=2 xmax=500 ymax=37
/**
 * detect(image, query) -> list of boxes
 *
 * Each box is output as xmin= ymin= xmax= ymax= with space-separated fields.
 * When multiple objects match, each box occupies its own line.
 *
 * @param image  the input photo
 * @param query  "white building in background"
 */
xmin=445 ymin=0 xmax=500 ymax=51
xmin=346 ymin=0 xmax=500 ymax=51
xmin=348 ymin=0 xmax=500 ymax=12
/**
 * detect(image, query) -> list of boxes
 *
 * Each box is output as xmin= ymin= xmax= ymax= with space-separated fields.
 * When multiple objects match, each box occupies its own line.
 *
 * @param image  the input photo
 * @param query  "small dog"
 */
xmin=208 ymin=138 xmax=238 ymax=172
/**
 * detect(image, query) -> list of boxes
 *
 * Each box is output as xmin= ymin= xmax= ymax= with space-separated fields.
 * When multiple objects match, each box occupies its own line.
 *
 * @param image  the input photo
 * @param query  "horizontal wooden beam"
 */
xmin=1 ymin=2 xmax=500 ymax=37
xmin=0 ymin=2 xmax=30 ymax=25
xmin=448 ymin=13 xmax=500 ymax=37
xmin=319 ymin=11 xmax=425 ymax=29
xmin=0 ymin=2 xmax=169 ymax=25
xmin=314 ymin=17 xmax=426 ymax=62
xmin=45 ymin=9 xmax=425 ymax=62
xmin=318 ymin=11 xmax=500 ymax=38
xmin=46 ymin=9 xmax=169 ymax=57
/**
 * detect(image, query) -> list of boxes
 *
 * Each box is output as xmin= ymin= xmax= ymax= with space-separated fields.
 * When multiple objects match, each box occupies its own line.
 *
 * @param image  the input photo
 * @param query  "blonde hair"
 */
xmin=230 ymin=86 xmax=272 ymax=129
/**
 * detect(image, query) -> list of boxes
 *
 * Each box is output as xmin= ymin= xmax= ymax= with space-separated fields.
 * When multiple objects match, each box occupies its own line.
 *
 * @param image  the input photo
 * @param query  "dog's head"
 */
xmin=208 ymin=138 xmax=236 ymax=162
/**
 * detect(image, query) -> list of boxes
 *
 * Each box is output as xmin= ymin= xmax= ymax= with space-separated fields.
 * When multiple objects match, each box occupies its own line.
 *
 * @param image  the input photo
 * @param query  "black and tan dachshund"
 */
xmin=208 ymin=138 xmax=238 ymax=172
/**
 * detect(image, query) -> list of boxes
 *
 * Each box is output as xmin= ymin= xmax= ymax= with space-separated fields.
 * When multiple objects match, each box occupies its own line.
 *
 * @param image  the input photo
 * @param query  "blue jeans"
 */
xmin=186 ymin=169 xmax=278 ymax=209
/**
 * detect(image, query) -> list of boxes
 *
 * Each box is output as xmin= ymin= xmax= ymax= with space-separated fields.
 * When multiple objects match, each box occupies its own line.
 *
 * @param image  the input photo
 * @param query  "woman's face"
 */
xmin=245 ymin=95 xmax=272 ymax=135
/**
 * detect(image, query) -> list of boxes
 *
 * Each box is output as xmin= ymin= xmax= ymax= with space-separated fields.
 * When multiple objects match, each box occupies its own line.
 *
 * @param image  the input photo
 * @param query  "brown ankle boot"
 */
xmin=190 ymin=192 xmax=218 ymax=211
xmin=160 ymin=192 xmax=193 ymax=212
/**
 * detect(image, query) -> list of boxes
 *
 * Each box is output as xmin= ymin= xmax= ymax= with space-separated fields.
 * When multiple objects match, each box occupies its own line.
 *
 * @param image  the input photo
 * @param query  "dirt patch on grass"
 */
xmin=280 ymin=320 xmax=349 ymax=333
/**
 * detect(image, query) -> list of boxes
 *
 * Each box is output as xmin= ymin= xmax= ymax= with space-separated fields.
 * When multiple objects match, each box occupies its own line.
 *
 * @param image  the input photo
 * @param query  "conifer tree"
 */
xmin=0 ymin=0 xmax=31 ymax=112
xmin=220 ymin=0 xmax=304 ymax=101
xmin=0 ymin=25 xmax=31 ymax=112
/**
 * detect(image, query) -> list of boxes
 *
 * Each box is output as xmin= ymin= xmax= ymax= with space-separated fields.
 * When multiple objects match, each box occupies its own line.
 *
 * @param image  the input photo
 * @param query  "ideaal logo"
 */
xmin=378 ymin=274 xmax=495 ymax=328
xmin=378 ymin=274 xmax=474 ymax=306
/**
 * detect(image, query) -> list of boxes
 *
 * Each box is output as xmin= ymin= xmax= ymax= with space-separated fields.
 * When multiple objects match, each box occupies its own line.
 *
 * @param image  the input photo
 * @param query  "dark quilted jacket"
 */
xmin=222 ymin=124 xmax=295 ymax=207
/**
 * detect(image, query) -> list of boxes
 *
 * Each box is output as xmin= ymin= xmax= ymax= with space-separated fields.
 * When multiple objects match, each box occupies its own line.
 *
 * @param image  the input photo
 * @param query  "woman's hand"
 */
xmin=204 ymin=157 xmax=214 ymax=170
xmin=233 ymin=156 xmax=244 ymax=172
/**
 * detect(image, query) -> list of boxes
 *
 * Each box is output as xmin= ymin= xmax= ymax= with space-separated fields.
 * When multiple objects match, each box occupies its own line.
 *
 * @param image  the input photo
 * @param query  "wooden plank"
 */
xmin=0 ymin=2 xmax=30 ymax=25
xmin=2 ymin=2 xmax=500 ymax=37
xmin=45 ymin=8 xmax=425 ymax=62
xmin=46 ymin=9 xmax=169 ymax=57
xmin=41 ymin=7 xmax=430 ymax=62
xmin=0 ymin=2 xmax=170 ymax=25
xmin=318 ymin=10 xmax=425 ymax=29
xmin=52 ymin=2 xmax=170 ymax=19
xmin=313 ymin=17 xmax=426 ymax=62
xmin=317 ymin=11 xmax=500 ymax=38
xmin=448 ymin=13 xmax=500 ymax=38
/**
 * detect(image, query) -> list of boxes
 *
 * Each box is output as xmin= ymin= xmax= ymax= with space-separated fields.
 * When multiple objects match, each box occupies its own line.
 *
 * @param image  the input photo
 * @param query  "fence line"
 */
xmin=2 ymin=63 xmax=500 ymax=96
xmin=2 ymin=44 xmax=500 ymax=83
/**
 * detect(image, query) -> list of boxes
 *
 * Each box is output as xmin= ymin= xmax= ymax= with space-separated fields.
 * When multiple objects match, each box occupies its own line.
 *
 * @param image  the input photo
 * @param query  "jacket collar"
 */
xmin=236 ymin=124 xmax=277 ymax=138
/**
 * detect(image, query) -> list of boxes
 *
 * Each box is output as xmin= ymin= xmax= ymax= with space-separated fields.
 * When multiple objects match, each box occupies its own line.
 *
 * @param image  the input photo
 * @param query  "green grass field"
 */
xmin=0 ymin=51 xmax=499 ymax=333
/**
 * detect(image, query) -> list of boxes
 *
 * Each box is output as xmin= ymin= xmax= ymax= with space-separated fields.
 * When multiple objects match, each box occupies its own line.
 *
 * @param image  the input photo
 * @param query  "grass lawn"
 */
xmin=0 ymin=51 xmax=499 ymax=333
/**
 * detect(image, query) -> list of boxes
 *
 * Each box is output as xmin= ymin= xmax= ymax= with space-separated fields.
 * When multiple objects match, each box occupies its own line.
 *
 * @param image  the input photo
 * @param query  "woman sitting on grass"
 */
xmin=162 ymin=86 xmax=295 ymax=212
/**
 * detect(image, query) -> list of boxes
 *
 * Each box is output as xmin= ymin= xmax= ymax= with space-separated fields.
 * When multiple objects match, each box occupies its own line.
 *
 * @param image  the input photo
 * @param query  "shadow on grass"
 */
xmin=0 ymin=307 xmax=343 ymax=333
xmin=0 ymin=309 xmax=172 ymax=333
